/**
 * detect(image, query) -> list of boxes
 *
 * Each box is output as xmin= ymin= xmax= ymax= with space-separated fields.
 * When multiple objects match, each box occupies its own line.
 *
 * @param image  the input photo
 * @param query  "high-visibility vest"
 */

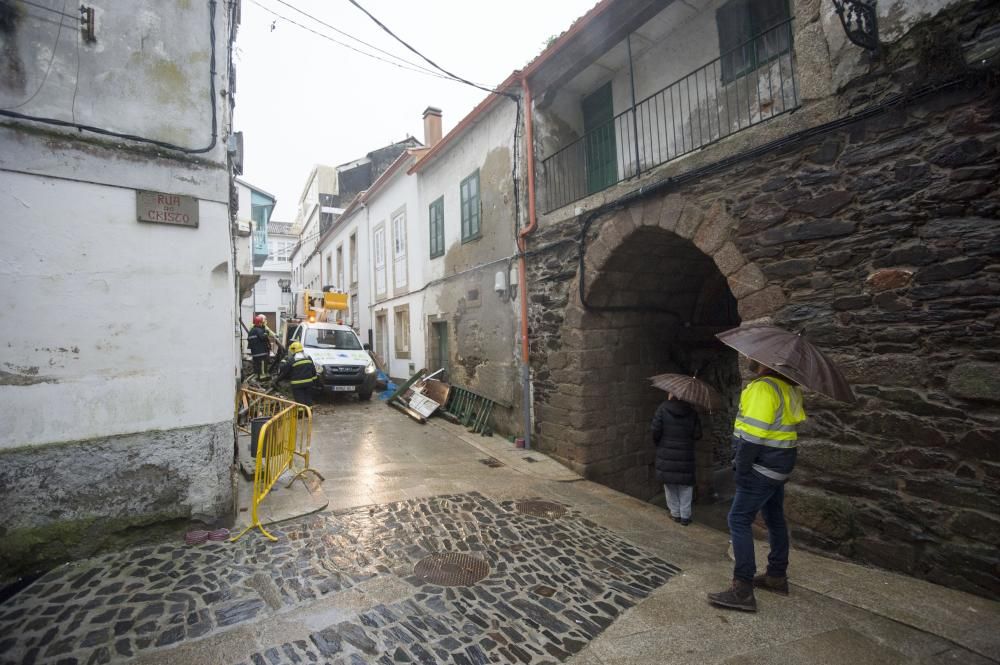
xmin=288 ymin=353 xmax=317 ymax=385
xmin=733 ymin=376 xmax=806 ymax=448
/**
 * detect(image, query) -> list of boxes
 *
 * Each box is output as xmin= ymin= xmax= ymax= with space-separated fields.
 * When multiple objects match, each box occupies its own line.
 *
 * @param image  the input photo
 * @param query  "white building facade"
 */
xmin=0 ymin=0 xmax=239 ymax=577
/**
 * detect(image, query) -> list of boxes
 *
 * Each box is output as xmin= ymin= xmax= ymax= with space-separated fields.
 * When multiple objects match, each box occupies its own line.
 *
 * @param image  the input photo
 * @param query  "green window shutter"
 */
xmin=460 ymin=170 xmax=481 ymax=242
xmin=429 ymin=197 xmax=444 ymax=258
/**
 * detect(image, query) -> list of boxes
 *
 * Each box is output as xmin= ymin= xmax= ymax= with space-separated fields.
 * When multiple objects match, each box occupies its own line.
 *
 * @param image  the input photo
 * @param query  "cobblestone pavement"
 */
xmin=1 ymin=401 xmax=998 ymax=665
xmin=0 ymin=491 xmax=677 ymax=665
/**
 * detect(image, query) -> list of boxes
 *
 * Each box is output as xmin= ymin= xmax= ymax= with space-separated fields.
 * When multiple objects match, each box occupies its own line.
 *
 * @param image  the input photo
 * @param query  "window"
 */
xmin=460 ymin=170 xmax=480 ymax=242
xmin=325 ymin=255 xmax=332 ymax=287
xmin=303 ymin=328 xmax=362 ymax=350
xmin=429 ymin=196 xmax=445 ymax=258
xmin=349 ymin=233 xmax=358 ymax=285
xmin=374 ymin=224 xmax=386 ymax=297
xmin=267 ymin=239 xmax=292 ymax=262
xmin=391 ymin=209 xmax=407 ymax=290
xmin=350 ymin=294 xmax=359 ymax=328
xmin=394 ymin=305 xmax=410 ymax=359
xmin=716 ymin=0 xmax=791 ymax=83
xmin=336 ymin=245 xmax=344 ymax=289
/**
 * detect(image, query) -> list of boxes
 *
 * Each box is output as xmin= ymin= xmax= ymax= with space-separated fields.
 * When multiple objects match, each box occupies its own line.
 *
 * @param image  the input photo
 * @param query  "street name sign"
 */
xmin=136 ymin=191 xmax=199 ymax=228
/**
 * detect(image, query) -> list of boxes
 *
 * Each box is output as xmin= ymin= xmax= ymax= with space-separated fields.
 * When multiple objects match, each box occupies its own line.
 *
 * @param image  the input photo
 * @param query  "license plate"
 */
xmin=331 ymin=385 xmax=355 ymax=392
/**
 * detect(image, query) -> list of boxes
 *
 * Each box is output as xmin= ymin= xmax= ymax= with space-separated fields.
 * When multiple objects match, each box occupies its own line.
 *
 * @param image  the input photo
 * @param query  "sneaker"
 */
xmin=752 ymin=574 xmax=789 ymax=596
xmin=707 ymin=579 xmax=757 ymax=612
xmin=680 ymin=518 xmax=692 ymax=526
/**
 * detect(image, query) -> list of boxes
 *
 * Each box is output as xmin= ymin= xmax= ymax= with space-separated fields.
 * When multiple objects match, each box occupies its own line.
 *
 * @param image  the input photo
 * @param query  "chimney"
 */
xmin=423 ymin=106 xmax=442 ymax=148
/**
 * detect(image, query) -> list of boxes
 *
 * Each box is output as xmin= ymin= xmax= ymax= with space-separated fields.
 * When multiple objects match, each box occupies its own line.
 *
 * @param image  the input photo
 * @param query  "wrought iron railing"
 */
xmin=541 ymin=18 xmax=799 ymax=213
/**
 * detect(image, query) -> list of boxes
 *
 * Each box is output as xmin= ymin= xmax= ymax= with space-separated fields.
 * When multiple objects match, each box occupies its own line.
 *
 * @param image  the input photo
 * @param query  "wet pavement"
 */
xmin=1 ymin=399 xmax=998 ymax=664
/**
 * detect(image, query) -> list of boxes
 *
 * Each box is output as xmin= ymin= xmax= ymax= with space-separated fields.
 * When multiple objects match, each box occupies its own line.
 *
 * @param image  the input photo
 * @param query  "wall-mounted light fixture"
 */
xmin=832 ymin=0 xmax=879 ymax=53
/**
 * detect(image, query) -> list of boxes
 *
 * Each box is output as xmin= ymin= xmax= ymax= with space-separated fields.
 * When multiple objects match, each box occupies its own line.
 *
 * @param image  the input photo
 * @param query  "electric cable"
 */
xmin=247 ymin=0 xmax=459 ymax=83
xmin=0 ymin=0 xmax=219 ymax=154
xmin=345 ymin=0 xmax=516 ymax=99
xmin=1 ymin=0 xmax=68 ymax=110
xmin=9 ymin=0 xmax=76 ymax=20
xmin=267 ymin=0 xmax=454 ymax=82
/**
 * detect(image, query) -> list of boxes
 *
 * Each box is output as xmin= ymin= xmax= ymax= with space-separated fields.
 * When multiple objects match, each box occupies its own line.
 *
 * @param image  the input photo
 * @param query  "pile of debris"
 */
xmin=384 ymin=369 xmax=499 ymax=436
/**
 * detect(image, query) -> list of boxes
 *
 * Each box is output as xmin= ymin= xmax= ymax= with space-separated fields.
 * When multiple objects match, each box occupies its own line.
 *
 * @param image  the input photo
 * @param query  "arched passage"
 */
xmin=547 ymin=206 xmax=750 ymax=503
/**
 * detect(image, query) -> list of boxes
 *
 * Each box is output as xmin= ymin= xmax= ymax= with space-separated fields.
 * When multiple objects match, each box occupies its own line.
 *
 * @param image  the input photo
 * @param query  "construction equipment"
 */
xmin=441 ymin=385 xmax=500 ymax=436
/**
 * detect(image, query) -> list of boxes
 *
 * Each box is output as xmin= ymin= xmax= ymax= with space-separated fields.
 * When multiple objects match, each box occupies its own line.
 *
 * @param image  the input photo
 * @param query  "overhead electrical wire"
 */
xmin=247 ymin=0 xmax=462 ymax=83
xmin=10 ymin=0 xmax=77 ymax=20
xmin=267 ymin=0 xmax=456 ymax=82
xmin=344 ymin=0 xmax=516 ymax=99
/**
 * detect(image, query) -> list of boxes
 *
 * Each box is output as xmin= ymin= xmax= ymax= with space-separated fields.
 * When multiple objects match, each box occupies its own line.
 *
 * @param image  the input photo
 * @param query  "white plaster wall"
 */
xmin=0 ymin=1 xmax=225 ymax=151
xmin=417 ymin=99 xmax=519 ymax=284
xmin=0 ymin=172 xmax=234 ymax=449
xmin=317 ymin=209 xmax=371 ymax=339
xmin=365 ymin=161 xmax=424 ymax=376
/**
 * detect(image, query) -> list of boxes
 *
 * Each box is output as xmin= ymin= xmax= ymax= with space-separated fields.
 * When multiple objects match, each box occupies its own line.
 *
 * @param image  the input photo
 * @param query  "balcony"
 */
xmin=540 ymin=17 xmax=799 ymax=213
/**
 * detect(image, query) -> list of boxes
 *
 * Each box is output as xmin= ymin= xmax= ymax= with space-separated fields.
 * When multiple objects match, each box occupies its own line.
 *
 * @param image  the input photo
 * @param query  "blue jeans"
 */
xmin=728 ymin=472 xmax=789 ymax=583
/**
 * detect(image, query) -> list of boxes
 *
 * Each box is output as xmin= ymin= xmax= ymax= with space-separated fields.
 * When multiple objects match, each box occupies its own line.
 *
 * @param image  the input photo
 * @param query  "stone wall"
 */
xmin=526 ymin=83 xmax=1000 ymax=599
xmin=0 ymin=422 xmax=234 ymax=582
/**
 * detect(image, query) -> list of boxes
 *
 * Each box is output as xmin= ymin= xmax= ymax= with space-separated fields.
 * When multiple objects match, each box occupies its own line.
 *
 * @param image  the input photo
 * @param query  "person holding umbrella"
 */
xmin=707 ymin=325 xmax=855 ymax=613
xmin=649 ymin=374 xmax=721 ymax=526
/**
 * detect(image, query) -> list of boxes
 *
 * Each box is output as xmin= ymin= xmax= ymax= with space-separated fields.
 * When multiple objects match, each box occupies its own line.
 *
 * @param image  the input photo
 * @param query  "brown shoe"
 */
xmin=707 ymin=578 xmax=757 ymax=612
xmin=752 ymin=574 xmax=789 ymax=596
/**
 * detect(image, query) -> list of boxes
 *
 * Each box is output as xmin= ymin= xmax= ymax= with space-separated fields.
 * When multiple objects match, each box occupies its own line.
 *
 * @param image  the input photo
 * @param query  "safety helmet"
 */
xmin=288 ymin=341 xmax=304 ymax=354
xmin=254 ymin=315 xmax=266 ymax=325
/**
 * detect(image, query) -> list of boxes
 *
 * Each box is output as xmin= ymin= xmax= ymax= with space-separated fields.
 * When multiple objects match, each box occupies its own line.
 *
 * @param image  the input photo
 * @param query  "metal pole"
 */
xmin=627 ymin=33 xmax=641 ymax=178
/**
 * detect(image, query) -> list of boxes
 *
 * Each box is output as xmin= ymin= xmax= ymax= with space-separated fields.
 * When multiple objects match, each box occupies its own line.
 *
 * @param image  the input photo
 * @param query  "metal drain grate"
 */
xmin=523 ymin=456 xmax=539 ymax=463
xmin=514 ymin=500 xmax=567 ymax=519
xmin=413 ymin=553 xmax=490 ymax=587
xmin=479 ymin=458 xmax=504 ymax=468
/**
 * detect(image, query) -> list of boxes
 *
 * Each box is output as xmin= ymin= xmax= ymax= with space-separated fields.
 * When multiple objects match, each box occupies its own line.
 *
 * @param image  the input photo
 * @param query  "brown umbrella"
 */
xmin=716 ymin=325 xmax=856 ymax=403
xmin=649 ymin=373 xmax=723 ymax=411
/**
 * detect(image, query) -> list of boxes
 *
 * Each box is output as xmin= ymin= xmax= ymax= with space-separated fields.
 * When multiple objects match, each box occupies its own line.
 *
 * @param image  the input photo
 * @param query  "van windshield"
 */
xmin=303 ymin=329 xmax=362 ymax=350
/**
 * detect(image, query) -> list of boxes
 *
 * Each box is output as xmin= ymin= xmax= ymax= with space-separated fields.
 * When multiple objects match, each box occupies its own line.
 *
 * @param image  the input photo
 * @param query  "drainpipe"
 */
xmin=517 ymin=76 xmax=539 ymax=450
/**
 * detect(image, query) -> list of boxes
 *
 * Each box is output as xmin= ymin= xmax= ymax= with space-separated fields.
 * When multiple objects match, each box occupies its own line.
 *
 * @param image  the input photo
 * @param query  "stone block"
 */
xmin=835 ymin=353 xmax=925 ymax=387
xmin=727 ymin=262 xmax=768 ymax=299
xmin=759 ymin=218 xmax=856 ymax=246
xmin=657 ymin=193 xmax=685 ymax=232
xmin=950 ymin=510 xmax=1000 ymax=546
xmin=794 ymin=22 xmax=834 ymax=101
xmin=916 ymin=258 xmax=983 ymax=284
xmin=763 ymin=258 xmax=815 ymax=278
xmin=947 ymin=362 xmax=1000 ymax=403
xmin=712 ymin=241 xmax=746 ymax=276
xmin=598 ymin=214 xmax=636 ymax=252
xmin=797 ymin=439 xmax=874 ymax=474
xmin=955 ymin=429 xmax=1000 ymax=463
xmin=927 ymin=137 xmax=994 ymax=168
xmin=784 ymin=484 xmax=857 ymax=540
xmin=674 ymin=205 xmax=703 ymax=239
xmin=789 ymin=190 xmax=854 ymax=217
xmin=865 ymin=268 xmax=913 ymax=292
xmin=692 ymin=203 xmax=733 ymax=255
xmin=737 ymin=285 xmax=787 ymax=320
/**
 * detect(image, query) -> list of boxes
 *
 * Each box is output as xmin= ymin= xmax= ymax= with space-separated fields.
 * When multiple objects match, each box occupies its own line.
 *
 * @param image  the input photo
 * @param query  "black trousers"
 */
xmin=292 ymin=385 xmax=314 ymax=406
xmin=252 ymin=355 xmax=270 ymax=377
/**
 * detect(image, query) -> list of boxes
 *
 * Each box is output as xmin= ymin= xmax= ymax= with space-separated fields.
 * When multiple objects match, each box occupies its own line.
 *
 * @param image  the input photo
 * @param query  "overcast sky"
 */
xmin=234 ymin=0 xmax=597 ymax=219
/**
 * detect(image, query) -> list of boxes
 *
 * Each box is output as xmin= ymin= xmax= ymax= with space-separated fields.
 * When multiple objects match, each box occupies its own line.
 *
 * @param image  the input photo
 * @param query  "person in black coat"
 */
xmin=247 ymin=315 xmax=273 ymax=379
xmin=651 ymin=393 xmax=702 ymax=525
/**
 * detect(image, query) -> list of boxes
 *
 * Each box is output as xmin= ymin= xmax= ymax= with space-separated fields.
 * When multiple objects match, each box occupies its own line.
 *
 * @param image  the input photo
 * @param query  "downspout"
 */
xmin=517 ymin=76 xmax=539 ymax=449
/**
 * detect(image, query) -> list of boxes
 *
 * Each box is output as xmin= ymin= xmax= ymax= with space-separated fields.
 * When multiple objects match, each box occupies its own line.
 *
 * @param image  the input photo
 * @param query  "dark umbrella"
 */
xmin=716 ymin=325 xmax=856 ymax=403
xmin=649 ymin=373 xmax=723 ymax=411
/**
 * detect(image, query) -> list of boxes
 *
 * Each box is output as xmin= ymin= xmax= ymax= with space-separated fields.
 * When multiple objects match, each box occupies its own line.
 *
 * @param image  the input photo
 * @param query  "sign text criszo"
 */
xmin=136 ymin=190 xmax=199 ymax=228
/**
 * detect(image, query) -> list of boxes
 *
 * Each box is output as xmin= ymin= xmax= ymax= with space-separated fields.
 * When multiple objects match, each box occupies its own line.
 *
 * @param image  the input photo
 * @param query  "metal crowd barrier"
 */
xmin=232 ymin=388 xmax=323 ymax=542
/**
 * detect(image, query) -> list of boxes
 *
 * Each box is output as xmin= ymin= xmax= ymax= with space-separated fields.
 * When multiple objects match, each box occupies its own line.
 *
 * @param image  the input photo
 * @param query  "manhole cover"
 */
xmin=514 ymin=500 xmax=567 ymax=519
xmin=414 ymin=553 xmax=490 ymax=587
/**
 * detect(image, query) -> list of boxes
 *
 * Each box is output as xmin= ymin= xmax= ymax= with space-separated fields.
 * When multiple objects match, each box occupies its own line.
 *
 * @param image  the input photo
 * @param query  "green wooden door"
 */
xmin=583 ymin=82 xmax=617 ymax=194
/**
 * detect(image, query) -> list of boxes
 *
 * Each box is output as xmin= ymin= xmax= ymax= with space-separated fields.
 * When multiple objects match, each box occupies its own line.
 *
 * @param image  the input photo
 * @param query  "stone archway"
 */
xmin=536 ymin=193 xmax=783 ymax=502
